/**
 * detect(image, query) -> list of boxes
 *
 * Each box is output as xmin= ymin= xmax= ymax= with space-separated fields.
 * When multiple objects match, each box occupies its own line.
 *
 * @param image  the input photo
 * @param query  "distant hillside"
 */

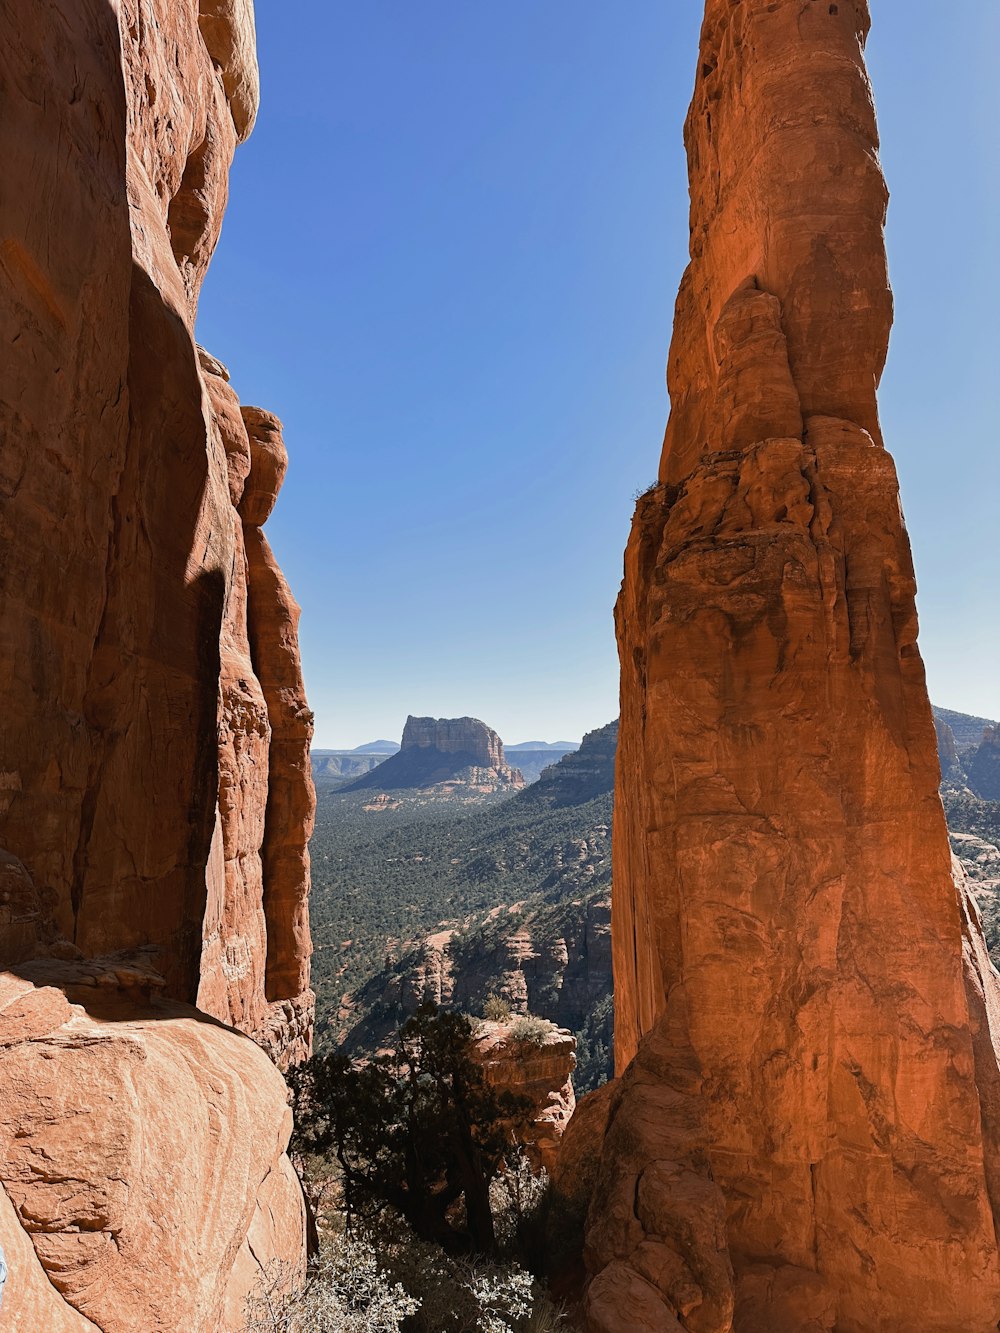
xmin=309 ymin=721 xmax=618 ymax=1083
xmin=933 ymin=706 xmax=997 ymax=751
xmin=518 ymin=720 xmax=617 ymax=807
xmin=311 ymin=751 xmax=388 ymax=786
xmin=506 ymin=745 xmax=577 ymax=783
xmin=352 ymin=739 xmax=400 ymax=754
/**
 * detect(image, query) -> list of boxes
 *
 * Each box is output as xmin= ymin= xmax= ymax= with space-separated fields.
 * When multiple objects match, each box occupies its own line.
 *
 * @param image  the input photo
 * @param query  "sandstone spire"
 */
xmin=0 ymin=0 xmax=311 ymax=1322
xmin=575 ymin=3 xmax=1000 ymax=1328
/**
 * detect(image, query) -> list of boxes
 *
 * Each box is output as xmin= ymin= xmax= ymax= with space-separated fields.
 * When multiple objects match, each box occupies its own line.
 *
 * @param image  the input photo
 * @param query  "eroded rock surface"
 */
xmin=0 ymin=0 xmax=311 ymax=1322
xmin=472 ymin=1019 xmax=576 ymax=1175
xmin=0 ymin=968 xmax=305 ymax=1333
xmin=402 ymin=715 xmax=508 ymax=768
xmin=584 ymin=2 xmax=1000 ymax=1329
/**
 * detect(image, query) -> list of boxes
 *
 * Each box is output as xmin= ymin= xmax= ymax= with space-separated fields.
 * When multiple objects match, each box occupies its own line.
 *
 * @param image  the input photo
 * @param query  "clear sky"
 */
xmin=197 ymin=2 xmax=999 ymax=750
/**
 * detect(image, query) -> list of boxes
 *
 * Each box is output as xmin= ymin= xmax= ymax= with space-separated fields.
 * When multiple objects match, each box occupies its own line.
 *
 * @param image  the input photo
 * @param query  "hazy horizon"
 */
xmin=197 ymin=2 xmax=999 ymax=750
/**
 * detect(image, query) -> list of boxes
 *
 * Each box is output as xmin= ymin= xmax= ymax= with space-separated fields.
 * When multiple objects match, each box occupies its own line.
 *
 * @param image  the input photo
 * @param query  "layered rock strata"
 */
xmin=402 ymin=714 xmax=509 ymax=768
xmin=472 ymin=1019 xmax=576 ymax=1175
xmin=0 ymin=0 xmax=312 ymax=1323
xmin=345 ymin=714 xmax=524 ymax=793
xmin=582 ymin=2 xmax=1000 ymax=1330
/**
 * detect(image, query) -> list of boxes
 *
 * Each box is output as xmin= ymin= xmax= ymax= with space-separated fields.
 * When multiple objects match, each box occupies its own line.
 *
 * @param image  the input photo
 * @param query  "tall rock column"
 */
xmin=0 ymin=0 xmax=312 ymax=1323
xmin=240 ymin=405 xmax=316 ymax=1066
xmin=581 ymin=3 xmax=1000 ymax=1330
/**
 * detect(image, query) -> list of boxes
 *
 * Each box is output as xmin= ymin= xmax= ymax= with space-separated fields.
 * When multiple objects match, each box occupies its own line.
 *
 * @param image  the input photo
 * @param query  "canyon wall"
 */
xmin=0 ymin=0 xmax=312 ymax=1324
xmin=581 ymin=2 xmax=1000 ymax=1330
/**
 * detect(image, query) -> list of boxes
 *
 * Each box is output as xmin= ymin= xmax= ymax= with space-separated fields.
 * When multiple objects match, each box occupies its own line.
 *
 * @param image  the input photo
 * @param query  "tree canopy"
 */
xmin=290 ymin=1004 xmax=533 ymax=1255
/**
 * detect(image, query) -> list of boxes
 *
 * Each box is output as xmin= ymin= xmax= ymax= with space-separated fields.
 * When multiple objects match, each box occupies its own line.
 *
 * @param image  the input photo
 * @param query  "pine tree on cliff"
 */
xmin=290 ymin=1004 xmax=531 ymax=1255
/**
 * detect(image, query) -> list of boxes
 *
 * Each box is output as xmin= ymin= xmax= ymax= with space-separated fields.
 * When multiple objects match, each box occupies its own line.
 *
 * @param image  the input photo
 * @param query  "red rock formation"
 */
xmin=196 ymin=351 xmax=272 ymax=1047
xmin=582 ymin=2 xmax=1000 ymax=1329
xmin=240 ymin=404 xmax=316 ymax=1064
xmin=0 ymin=0 xmax=311 ymax=1321
xmin=472 ymin=1019 xmax=577 ymax=1174
xmin=195 ymin=363 xmax=316 ymax=1068
xmin=0 ymin=966 xmax=304 ymax=1333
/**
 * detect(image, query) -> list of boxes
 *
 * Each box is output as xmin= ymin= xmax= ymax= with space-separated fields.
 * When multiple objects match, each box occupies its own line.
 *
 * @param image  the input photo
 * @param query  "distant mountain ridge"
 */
xmin=506 ymin=741 xmax=579 ymax=752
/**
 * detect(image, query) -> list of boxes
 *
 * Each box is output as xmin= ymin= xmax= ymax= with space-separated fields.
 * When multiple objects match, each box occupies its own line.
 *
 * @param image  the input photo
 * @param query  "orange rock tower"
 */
xmin=0 ymin=0 xmax=313 ymax=1325
xmin=579 ymin=2 xmax=1000 ymax=1330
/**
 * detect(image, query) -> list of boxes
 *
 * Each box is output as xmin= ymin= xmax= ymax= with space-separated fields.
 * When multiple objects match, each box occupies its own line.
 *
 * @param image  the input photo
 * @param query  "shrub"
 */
xmin=483 ymin=993 xmax=513 ymax=1022
xmin=382 ymin=1233 xmax=533 ymax=1333
xmin=508 ymin=1014 xmax=555 ymax=1046
xmin=244 ymin=1223 xmax=575 ymax=1333
xmin=631 ymin=480 xmax=660 ymax=502
xmin=490 ymin=1151 xmax=550 ymax=1258
xmin=242 ymin=1237 xmax=418 ymax=1333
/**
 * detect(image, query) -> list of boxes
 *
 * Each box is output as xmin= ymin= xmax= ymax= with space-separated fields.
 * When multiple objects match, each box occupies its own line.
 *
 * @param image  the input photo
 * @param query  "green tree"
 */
xmin=290 ymin=1004 xmax=532 ymax=1255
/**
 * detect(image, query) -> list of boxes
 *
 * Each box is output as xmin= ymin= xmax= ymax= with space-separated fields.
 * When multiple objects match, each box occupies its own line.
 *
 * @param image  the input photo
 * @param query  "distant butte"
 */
xmin=343 ymin=715 xmax=525 ymax=795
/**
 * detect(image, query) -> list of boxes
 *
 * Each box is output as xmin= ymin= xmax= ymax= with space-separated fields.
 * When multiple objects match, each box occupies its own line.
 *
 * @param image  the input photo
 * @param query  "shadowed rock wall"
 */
xmin=0 ymin=0 xmax=312 ymax=1323
xmin=579 ymin=3 xmax=1000 ymax=1330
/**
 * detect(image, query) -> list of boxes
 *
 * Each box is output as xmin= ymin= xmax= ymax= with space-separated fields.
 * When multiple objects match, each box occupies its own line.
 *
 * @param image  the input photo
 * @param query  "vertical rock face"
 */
xmin=0 ymin=0 xmax=312 ymax=1323
xmin=402 ymin=714 xmax=509 ymax=769
xmin=968 ymin=726 xmax=1000 ymax=801
xmin=239 ymin=403 xmax=316 ymax=1063
xmin=194 ymin=365 xmax=316 ymax=1069
xmin=585 ymin=3 xmax=1000 ymax=1330
xmin=472 ymin=1020 xmax=577 ymax=1175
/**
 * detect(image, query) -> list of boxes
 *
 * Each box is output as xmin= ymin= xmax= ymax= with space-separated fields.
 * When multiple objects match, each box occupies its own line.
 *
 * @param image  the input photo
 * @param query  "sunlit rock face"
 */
xmin=0 ymin=0 xmax=311 ymax=1323
xmin=472 ymin=1020 xmax=577 ymax=1176
xmin=581 ymin=2 xmax=1000 ymax=1329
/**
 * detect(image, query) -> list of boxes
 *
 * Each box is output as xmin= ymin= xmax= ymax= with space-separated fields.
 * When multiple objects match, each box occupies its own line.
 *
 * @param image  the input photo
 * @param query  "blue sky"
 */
xmin=197 ymin=2 xmax=999 ymax=749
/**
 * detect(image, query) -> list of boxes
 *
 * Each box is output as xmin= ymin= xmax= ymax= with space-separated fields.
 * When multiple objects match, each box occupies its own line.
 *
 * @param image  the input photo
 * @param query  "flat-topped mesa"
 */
xmin=578 ymin=3 xmax=1000 ymax=1331
xmin=0 ymin=0 xmax=310 ymax=1323
xmin=346 ymin=715 xmax=525 ymax=795
xmin=402 ymin=714 xmax=508 ymax=768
